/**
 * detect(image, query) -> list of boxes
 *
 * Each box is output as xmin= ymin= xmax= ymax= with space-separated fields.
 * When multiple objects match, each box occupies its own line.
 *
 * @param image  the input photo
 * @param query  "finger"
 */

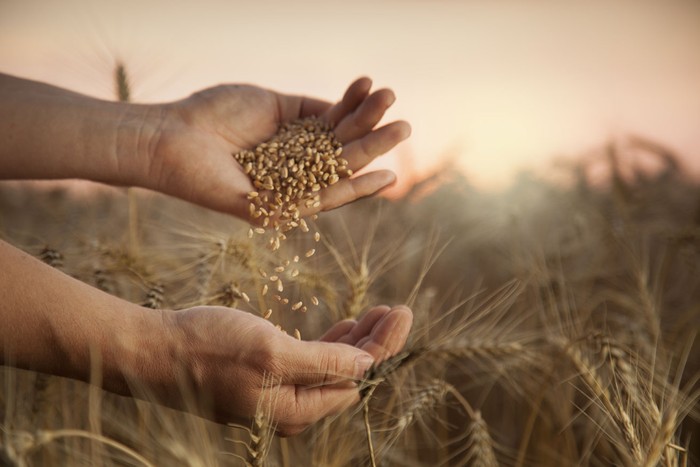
xmin=319 ymin=319 xmax=357 ymax=342
xmin=336 ymin=306 xmax=391 ymax=345
xmin=277 ymin=339 xmax=374 ymax=386
xmin=359 ymin=306 xmax=413 ymax=362
xmin=343 ymin=121 xmax=411 ymax=172
xmin=334 ymin=88 xmax=396 ymax=143
xmin=318 ymin=170 xmax=396 ymax=212
xmin=325 ymin=77 xmax=372 ymax=128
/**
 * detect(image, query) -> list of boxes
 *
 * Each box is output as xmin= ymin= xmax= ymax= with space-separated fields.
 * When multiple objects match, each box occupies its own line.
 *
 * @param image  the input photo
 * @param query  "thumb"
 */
xmin=278 ymin=339 xmax=375 ymax=386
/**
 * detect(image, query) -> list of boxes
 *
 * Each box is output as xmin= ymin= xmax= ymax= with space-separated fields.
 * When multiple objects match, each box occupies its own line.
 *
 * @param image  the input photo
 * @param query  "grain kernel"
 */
xmin=232 ymin=117 xmax=349 ymax=277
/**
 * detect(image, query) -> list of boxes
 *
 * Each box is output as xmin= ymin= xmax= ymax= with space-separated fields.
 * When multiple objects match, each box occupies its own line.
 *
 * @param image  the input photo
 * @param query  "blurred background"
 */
xmin=1 ymin=0 xmax=699 ymax=191
xmin=2 ymin=3 xmax=700 ymax=465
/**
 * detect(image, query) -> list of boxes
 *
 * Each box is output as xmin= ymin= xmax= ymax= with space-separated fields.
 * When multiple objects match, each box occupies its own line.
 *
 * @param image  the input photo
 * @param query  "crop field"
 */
xmin=0 ymin=137 xmax=698 ymax=466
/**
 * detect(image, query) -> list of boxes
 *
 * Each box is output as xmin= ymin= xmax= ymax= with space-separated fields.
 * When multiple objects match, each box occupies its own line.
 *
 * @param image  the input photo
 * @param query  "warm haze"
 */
xmin=1 ymin=0 xmax=699 ymax=189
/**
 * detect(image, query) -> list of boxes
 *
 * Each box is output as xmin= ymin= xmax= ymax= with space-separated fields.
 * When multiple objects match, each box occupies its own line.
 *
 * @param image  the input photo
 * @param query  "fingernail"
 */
xmin=354 ymin=354 xmax=375 ymax=379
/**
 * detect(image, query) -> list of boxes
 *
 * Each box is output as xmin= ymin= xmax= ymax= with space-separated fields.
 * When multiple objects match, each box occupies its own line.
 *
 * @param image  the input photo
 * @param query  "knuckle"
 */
xmin=260 ymin=340 xmax=298 ymax=382
xmin=255 ymin=336 xmax=285 ymax=375
xmin=318 ymin=351 xmax=340 ymax=382
xmin=355 ymin=108 xmax=378 ymax=129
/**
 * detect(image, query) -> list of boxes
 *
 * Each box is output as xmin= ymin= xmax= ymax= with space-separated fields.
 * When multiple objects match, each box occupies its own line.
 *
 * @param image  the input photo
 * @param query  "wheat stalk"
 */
xmin=464 ymin=410 xmax=499 ymax=467
xmin=421 ymin=341 xmax=526 ymax=361
xmin=5 ymin=429 xmax=154 ymax=467
xmin=552 ymin=337 xmax=644 ymax=464
xmin=375 ymin=379 xmax=449 ymax=460
xmin=245 ymin=373 xmax=279 ymax=467
xmin=643 ymin=406 xmax=680 ymax=467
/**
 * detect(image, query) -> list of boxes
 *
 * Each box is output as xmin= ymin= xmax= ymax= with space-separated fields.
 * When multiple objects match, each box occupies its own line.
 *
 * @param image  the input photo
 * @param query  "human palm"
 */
xmin=150 ymin=78 xmax=410 ymax=219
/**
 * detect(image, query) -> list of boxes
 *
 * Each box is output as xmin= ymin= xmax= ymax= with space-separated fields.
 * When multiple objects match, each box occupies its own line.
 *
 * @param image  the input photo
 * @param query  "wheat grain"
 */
xmin=232 ymin=117 xmax=349 ymax=318
xmin=395 ymin=380 xmax=448 ymax=431
xmin=142 ymin=284 xmax=165 ymax=309
xmin=93 ymin=268 xmax=115 ymax=294
xmin=38 ymin=247 xmax=63 ymax=268
xmin=245 ymin=374 xmax=279 ymax=467
xmin=465 ymin=411 xmax=499 ymax=467
xmin=346 ymin=260 xmax=369 ymax=318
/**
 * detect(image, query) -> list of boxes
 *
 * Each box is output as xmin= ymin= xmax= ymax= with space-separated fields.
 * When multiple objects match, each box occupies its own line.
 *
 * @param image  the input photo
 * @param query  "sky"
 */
xmin=2 ymin=0 xmax=699 ymax=190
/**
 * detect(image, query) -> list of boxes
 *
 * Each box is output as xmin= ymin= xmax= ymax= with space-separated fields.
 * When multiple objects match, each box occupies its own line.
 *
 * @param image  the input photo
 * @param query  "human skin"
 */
xmin=0 ymin=73 xmax=413 ymax=435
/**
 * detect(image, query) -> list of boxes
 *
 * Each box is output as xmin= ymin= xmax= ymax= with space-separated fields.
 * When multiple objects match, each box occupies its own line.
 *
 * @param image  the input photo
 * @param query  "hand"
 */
xmin=165 ymin=304 xmax=412 ymax=436
xmin=147 ymin=78 xmax=411 ymax=219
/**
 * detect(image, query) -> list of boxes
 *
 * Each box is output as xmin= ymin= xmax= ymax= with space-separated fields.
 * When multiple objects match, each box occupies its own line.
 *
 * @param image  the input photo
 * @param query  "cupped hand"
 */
xmin=164 ymin=304 xmax=412 ymax=436
xmin=147 ymin=78 xmax=410 ymax=219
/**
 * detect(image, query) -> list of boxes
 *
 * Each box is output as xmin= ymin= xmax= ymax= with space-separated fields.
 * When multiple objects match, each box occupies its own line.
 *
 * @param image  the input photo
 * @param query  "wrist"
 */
xmin=55 ymin=299 xmax=181 ymax=401
xmin=106 ymin=102 xmax=171 ymax=188
xmin=0 ymin=75 xmax=169 ymax=185
xmin=102 ymin=306 xmax=181 ymax=400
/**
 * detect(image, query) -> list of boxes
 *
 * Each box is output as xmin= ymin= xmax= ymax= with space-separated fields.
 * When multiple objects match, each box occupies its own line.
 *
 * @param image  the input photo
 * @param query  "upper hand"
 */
xmin=146 ymin=78 xmax=411 ymax=219
xmin=164 ymin=304 xmax=412 ymax=436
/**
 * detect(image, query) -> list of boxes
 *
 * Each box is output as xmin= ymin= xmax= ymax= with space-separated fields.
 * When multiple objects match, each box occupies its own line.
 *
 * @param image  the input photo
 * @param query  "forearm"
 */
xmin=0 ymin=239 xmax=175 ymax=396
xmin=0 ymin=73 xmax=163 ymax=186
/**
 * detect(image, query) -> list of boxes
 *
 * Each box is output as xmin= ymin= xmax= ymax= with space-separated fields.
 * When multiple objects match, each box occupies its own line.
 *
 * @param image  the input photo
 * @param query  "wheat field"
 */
xmin=0 ymin=136 xmax=698 ymax=466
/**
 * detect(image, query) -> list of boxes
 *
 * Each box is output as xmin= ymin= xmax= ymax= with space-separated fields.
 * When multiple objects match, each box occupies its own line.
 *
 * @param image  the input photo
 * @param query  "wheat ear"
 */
xmin=553 ymin=337 xmax=644 ymax=464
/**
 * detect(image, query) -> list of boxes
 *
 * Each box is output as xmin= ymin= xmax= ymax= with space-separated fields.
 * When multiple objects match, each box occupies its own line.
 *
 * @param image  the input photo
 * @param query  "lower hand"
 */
xmin=163 ymin=304 xmax=412 ymax=436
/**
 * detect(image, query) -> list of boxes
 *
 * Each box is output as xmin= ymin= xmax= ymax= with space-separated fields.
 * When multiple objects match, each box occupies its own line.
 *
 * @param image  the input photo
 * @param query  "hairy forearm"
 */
xmin=0 ymin=73 xmax=163 ymax=186
xmin=0 ymin=239 xmax=175 ymax=396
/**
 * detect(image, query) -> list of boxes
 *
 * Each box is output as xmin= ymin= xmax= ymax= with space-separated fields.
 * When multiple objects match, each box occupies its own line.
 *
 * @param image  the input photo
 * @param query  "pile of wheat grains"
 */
xmin=233 ymin=116 xmax=351 ymax=333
